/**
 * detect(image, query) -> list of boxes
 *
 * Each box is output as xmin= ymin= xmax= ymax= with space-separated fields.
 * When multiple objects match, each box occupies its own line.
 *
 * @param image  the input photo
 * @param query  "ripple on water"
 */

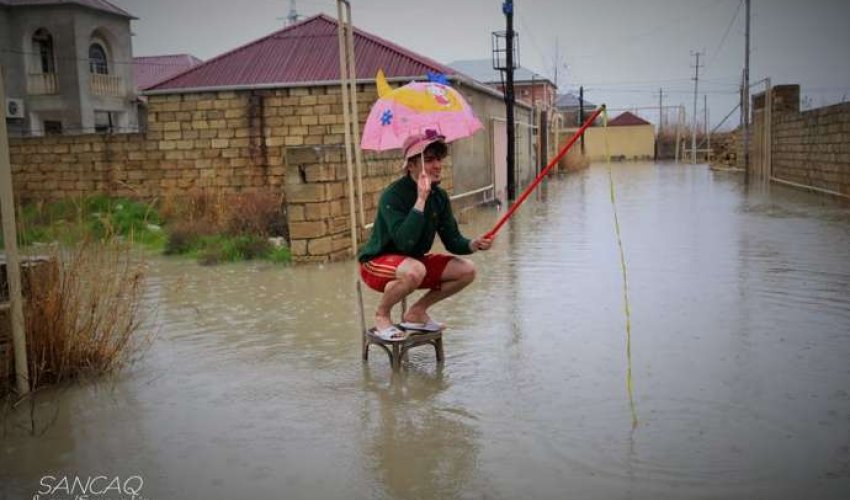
xmin=537 ymin=396 xmax=805 ymax=491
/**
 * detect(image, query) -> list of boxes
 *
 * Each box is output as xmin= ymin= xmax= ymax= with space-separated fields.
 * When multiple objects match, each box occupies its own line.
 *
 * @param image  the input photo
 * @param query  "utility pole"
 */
xmin=504 ymin=0 xmax=516 ymax=200
xmin=704 ymin=94 xmax=709 ymax=161
xmin=742 ymin=0 xmax=751 ymax=177
xmin=287 ymin=0 xmax=299 ymax=26
xmin=553 ymin=38 xmax=559 ymax=90
xmin=0 ymin=66 xmax=30 ymax=395
xmin=675 ymin=105 xmax=683 ymax=163
xmin=691 ymin=50 xmax=703 ymax=164
xmin=657 ymin=88 xmax=665 ymax=160
xmin=658 ymin=88 xmax=665 ymax=132
xmin=579 ymin=85 xmax=585 ymax=154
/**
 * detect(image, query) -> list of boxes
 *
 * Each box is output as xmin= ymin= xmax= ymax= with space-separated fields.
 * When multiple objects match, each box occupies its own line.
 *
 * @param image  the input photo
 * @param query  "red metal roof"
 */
xmin=608 ymin=111 xmax=652 ymax=127
xmin=146 ymin=14 xmax=458 ymax=92
xmin=0 ymin=0 xmax=134 ymax=18
xmin=133 ymin=54 xmax=203 ymax=90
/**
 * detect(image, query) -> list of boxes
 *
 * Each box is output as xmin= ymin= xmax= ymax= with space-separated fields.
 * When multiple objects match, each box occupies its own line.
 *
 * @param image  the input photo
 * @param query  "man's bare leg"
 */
xmin=374 ymin=258 xmax=426 ymax=330
xmin=403 ymin=257 xmax=476 ymax=324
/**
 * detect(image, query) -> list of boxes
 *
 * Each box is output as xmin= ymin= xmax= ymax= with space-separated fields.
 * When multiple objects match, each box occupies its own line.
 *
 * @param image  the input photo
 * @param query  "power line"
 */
xmin=582 ymin=88 xmax=737 ymax=95
xmin=708 ymin=0 xmax=743 ymax=70
xmin=1 ymin=48 xmax=197 ymax=68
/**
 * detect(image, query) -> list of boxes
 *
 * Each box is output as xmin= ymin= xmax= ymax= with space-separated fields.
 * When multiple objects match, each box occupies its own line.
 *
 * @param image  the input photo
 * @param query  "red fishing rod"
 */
xmin=485 ymin=105 xmax=606 ymax=239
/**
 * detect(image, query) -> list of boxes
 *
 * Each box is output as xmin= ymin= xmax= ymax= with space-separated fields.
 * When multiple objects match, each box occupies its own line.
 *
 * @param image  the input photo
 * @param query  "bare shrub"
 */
xmin=164 ymin=220 xmax=216 ymax=255
xmin=224 ymin=190 xmax=285 ymax=237
xmin=17 ymin=239 xmax=148 ymax=391
xmin=559 ymin=147 xmax=590 ymax=172
xmin=158 ymin=188 xmax=288 ymax=263
xmin=161 ymin=188 xmax=285 ymax=237
xmin=159 ymin=189 xmax=227 ymax=230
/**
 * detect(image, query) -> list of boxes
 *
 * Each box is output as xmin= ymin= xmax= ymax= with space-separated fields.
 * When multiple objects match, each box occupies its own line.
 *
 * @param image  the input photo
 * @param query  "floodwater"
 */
xmin=3 ymin=162 xmax=850 ymax=500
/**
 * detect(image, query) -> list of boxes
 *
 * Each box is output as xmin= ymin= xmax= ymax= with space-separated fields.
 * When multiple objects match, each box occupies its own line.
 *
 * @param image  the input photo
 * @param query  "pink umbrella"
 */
xmin=360 ymin=70 xmax=483 ymax=151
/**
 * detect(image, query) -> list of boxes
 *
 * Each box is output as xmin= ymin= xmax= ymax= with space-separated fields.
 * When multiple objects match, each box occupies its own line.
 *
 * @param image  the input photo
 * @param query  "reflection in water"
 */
xmin=2 ymin=163 xmax=850 ymax=499
xmin=606 ymin=159 xmax=638 ymax=430
xmin=360 ymin=367 xmax=478 ymax=499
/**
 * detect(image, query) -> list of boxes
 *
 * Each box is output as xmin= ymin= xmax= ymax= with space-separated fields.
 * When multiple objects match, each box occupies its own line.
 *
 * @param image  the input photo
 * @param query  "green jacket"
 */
xmin=358 ymin=174 xmax=472 ymax=262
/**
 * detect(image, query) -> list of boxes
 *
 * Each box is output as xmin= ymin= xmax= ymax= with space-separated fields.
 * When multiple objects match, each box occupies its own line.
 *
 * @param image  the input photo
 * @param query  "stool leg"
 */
xmin=362 ymin=332 xmax=369 ymax=361
xmin=391 ymin=343 xmax=401 ymax=372
xmin=435 ymin=336 xmax=444 ymax=363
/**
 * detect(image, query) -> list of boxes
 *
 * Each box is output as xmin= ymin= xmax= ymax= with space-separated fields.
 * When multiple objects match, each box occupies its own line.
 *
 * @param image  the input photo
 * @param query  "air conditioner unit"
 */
xmin=6 ymin=98 xmax=25 ymax=119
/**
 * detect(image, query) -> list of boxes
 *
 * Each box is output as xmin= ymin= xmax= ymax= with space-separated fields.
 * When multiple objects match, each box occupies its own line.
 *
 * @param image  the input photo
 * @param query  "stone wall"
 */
xmin=8 ymin=83 xmax=465 ymax=262
xmin=282 ymin=145 xmax=454 ymax=262
xmin=771 ymin=105 xmax=850 ymax=196
xmin=748 ymin=84 xmax=850 ymax=196
xmin=9 ymin=85 xmax=390 ymax=200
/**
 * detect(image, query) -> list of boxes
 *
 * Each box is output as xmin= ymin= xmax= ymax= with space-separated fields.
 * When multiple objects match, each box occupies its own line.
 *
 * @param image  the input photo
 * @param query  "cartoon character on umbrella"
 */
xmin=358 ymin=71 xmax=493 ymax=341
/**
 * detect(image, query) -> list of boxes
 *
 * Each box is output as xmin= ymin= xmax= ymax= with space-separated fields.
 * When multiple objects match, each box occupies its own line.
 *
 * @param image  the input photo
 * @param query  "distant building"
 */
xmin=132 ymin=53 xmax=202 ymax=132
xmin=145 ymin=15 xmax=535 ymax=207
xmin=581 ymin=111 xmax=655 ymax=161
xmin=607 ymin=111 xmax=651 ymax=127
xmin=133 ymin=54 xmax=202 ymax=91
xmin=447 ymin=59 xmax=556 ymax=109
xmin=555 ymin=92 xmax=597 ymax=126
xmin=0 ymin=0 xmax=139 ymax=136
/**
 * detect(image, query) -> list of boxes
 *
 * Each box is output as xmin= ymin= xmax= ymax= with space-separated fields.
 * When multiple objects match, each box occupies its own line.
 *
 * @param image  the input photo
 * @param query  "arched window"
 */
xmin=32 ymin=29 xmax=55 ymax=73
xmin=89 ymin=43 xmax=108 ymax=74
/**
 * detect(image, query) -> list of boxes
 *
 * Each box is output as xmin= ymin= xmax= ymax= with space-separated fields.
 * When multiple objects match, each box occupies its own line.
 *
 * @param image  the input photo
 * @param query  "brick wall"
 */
xmin=283 ymin=145 xmax=454 ymax=263
xmin=748 ymin=84 xmax=850 ymax=196
xmin=9 ymin=85 xmax=374 ymax=199
xmin=771 ymin=101 xmax=850 ymax=196
xmin=8 ymin=83 xmax=460 ymax=262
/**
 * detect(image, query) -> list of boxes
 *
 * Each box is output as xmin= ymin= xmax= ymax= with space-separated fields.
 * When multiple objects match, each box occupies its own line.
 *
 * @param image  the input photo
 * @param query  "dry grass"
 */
xmin=160 ymin=188 xmax=285 ymax=237
xmin=558 ymin=147 xmax=590 ymax=172
xmin=3 ymin=238 xmax=149 ymax=394
xmin=159 ymin=189 xmax=228 ymax=230
xmin=224 ymin=190 xmax=286 ymax=237
xmin=159 ymin=188 xmax=288 ymax=264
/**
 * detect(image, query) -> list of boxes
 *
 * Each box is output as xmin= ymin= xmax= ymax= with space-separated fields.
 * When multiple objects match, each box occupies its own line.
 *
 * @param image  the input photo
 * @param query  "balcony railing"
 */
xmin=90 ymin=74 xmax=123 ymax=97
xmin=26 ymin=73 xmax=59 ymax=95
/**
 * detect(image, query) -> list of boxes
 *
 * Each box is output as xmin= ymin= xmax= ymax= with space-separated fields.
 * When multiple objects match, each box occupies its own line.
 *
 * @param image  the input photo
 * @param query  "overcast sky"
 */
xmin=112 ymin=0 xmax=850 ymax=130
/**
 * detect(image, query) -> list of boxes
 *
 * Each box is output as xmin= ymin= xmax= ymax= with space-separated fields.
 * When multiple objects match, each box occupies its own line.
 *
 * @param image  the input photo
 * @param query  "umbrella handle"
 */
xmin=485 ymin=106 xmax=605 ymax=240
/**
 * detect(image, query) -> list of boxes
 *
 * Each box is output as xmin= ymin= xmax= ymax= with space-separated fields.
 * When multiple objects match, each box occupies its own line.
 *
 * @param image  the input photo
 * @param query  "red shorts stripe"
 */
xmin=360 ymin=253 xmax=454 ymax=293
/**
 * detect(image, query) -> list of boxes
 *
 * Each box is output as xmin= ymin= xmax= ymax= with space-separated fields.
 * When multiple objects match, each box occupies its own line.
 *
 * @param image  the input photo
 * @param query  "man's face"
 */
xmin=409 ymin=151 xmax=444 ymax=184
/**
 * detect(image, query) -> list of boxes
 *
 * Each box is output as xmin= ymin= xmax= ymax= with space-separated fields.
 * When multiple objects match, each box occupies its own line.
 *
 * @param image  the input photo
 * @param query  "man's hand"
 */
xmin=417 ymin=168 xmax=431 ymax=202
xmin=470 ymin=236 xmax=493 ymax=252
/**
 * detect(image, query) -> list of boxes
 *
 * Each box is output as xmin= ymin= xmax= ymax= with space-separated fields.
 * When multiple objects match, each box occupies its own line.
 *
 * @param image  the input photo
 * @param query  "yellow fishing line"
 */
xmin=603 ymin=109 xmax=638 ymax=429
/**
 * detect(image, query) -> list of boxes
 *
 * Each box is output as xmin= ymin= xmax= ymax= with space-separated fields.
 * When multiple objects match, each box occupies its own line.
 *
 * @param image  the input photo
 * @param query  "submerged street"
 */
xmin=3 ymin=162 xmax=850 ymax=500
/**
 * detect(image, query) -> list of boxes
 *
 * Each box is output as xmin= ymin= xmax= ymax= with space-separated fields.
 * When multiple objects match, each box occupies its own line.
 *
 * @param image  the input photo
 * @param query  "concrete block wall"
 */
xmin=771 ymin=101 xmax=850 ymax=195
xmin=9 ymin=133 xmax=148 ymax=199
xmin=283 ymin=144 xmax=454 ymax=263
xmin=7 ymin=83 xmax=461 ymax=261
xmin=9 ymin=84 xmax=382 ymax=200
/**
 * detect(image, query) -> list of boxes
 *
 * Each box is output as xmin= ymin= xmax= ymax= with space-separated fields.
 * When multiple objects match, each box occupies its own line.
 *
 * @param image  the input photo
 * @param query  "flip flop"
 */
xmin=399 ymin=318 xmax=445 ymax=332
xmin=372 ymin=325 xmax=408 ymax=342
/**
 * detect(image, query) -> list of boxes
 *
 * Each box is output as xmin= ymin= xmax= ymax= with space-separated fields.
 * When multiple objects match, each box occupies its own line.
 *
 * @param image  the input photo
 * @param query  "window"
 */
xmin=32 ymin=29 xmax=55 ymax=73
xmin=94 ymin=111 xmax=114 ymax=133
xmin=44 ymin=121 xmax=63 ymax=135
xmin=89 ymin=43 xmax=108 ymax=74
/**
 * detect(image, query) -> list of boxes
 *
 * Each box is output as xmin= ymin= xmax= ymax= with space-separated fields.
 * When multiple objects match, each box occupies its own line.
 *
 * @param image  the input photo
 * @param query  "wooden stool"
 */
xmin=357 ymin=281 xmax=445 ymax=371
xmin=363 ymin=327 xmax=444 ymax=371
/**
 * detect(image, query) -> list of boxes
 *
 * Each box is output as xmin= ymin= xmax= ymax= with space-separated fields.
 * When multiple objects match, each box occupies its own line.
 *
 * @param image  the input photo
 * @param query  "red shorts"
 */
xmin=360 ymin=253 xmax=454 ymax=293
